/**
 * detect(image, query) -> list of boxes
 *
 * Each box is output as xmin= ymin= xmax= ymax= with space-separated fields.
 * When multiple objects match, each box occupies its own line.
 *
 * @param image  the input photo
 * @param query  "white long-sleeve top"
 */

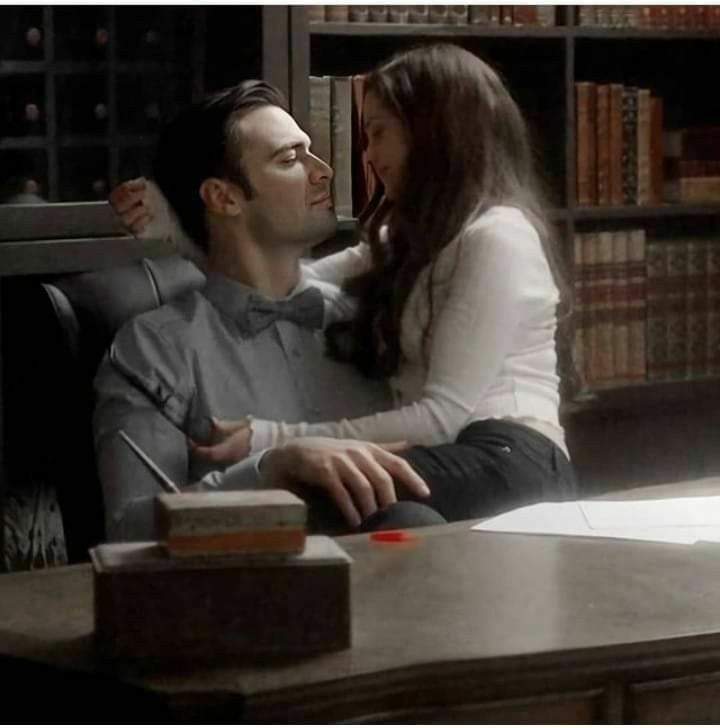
xmin=251 ymin=205 xmax=565 ymax=452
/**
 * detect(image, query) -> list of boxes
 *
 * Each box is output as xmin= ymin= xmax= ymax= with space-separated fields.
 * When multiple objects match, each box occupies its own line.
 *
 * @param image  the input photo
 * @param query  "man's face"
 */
xmin=233 ymin=105 xmax=337 ymax=251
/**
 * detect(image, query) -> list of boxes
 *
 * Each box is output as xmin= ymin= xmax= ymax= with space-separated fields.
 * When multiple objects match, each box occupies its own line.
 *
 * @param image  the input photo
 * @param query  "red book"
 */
xmin=650 ymin=97 xmax=664 ymax=204
xmin=513 ymin=5 xmax=537 ymax=25
xmin=576 ymin=82 xmax=598 ymax=206
xmin=596 ymin=85 xmax=611 ymax=206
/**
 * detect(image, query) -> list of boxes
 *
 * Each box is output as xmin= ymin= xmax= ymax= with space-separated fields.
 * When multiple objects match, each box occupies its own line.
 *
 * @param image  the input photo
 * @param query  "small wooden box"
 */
xmin=154 ymin=489 xmax=307 ymax=556
xmin=91 ymin=536 xmax=351 ymax=659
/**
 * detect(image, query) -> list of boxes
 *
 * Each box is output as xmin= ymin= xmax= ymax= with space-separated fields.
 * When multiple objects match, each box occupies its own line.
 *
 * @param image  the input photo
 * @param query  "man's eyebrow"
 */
xmin=270 ymin=138 xmax=310 ymax=159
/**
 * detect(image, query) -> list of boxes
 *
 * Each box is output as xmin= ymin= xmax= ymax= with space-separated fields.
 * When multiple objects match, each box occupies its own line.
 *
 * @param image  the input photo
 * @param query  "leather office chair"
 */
xmin=38 ymin=255 xmax=205 ymax=562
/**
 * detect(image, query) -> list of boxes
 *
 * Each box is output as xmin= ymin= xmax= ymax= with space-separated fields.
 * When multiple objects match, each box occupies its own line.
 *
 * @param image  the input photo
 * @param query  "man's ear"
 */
xmin=199 ymin=178 xmax=244 ymax=217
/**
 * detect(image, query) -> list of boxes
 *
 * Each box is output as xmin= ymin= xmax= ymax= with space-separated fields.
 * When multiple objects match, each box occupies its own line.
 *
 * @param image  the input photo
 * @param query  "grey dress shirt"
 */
xmin=93 ymin=272 xmax=390 ymax=541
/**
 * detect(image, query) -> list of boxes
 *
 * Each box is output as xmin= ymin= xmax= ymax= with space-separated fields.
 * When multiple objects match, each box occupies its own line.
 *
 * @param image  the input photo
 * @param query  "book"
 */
xmin=636 ymin=88 xmax=652 ymax=205
xmin=447 ymin=5 xmax=468 ymax=24
xmin=708 ymin=244 xmax=720 ymax=376
xmin=368 ymin=5 xmax=388 ymax=22
xmin=428 ymin=5 xmax=449 ymax=23
xmin=349 ymin=5 xmax=370 ymax=22
xmin=686 ymin=239 xmax=709 ymax=379
xmin=330 ymin=76 xmax=353 ymax=218
xmin=572 ymin=233 xmax=587 ymax=391
xmin=577 ymin=5 xmax=596 ymax=26
xmin=468 ymin=5 xmax=492 ymax=24
xmin=646 ymin=241 xmax=669 ymax=380
xmin=307 ymin=6 xmax=326 ymax=23
xmin=309 ymin=75 xmax=332 ymax=169
xmin=627 ymin=228 xmax=648 ymax=382
xmin=408 ymin=5 xmax=429 ymax=23
xmin=537 ymin=5 xmax=556 ymax=26
xmin=595 ymin=231 xmax=615 ymax=383
xmin=513 ymin=5 xmax=537 ymax=26
xmin=576 ymin=82 xmax=597 ymax=206
xmin=387 ymin=5 xmax=410 ymax=22
xmin=500 ymin=5 xmax=514 ymax=25
xmin=664 ymin=126 xmax=720 ymax=160
xmin=650 ymin=97 xmax=664 ymax=204
xmin=665 ymin=241 xmax=689 ymax=380
xmin=581 ymin=232 xmax=599 ymax=385
xmin=596 ymin=84 xmax=611 ymax=206
xmin=622 ymin=87 xmax=639 ymax=205
xmin=325 ymin=5 xmax=350 ymax=22
xmin=609 ymin=84 xmax=624 ymax=205
xmin=611 ymin=230 xmax=630 ymax=384
xmin=351 ymin=74 xmax=375 ymax=213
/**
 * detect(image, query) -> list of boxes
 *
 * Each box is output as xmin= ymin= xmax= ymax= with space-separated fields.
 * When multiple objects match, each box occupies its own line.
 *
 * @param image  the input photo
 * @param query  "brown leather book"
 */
xmin=649 ymin=97 xmax=664 ymax=204
xmin=513 ymin=5 xmax=537 ymax=25
xmin=596 ymin=85 xmax=611 ymax=206
xmin=609 ymin=83 xmax=624 ymax=205
xmin=576 ymin=81 xmax=598 ymax=206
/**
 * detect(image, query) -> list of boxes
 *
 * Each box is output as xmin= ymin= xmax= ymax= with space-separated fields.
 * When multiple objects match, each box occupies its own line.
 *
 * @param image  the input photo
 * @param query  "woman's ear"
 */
xmin=199 ymin=178 xmax=243 ymax=218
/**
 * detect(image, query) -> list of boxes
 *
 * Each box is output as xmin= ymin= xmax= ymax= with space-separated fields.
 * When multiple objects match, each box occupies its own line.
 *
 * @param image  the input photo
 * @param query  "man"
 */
xmin=95 ymin=80 xmax=437 ymax=541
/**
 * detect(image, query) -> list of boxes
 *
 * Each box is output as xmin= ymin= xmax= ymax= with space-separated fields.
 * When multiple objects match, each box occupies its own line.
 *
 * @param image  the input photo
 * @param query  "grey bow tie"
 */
xmin=241 ymin=286 xmax=325 ymax=335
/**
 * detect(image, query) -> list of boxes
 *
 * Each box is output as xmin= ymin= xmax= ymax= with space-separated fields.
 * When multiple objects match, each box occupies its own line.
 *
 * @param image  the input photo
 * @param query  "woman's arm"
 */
xmin=249 ymin=209 xmax=558 ymax=451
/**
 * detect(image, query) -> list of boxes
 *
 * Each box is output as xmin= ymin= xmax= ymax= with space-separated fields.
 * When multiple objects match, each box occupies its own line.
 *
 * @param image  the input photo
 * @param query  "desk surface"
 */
xmin=4 ymin=478 xmax=720 ymax=722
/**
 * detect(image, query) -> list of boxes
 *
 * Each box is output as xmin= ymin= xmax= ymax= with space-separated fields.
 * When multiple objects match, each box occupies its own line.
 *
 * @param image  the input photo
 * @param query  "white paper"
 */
xmin=580 ymin=495 xmax=720 ymax=529
xmin=471 ymin=500 xmax=718 ymax=545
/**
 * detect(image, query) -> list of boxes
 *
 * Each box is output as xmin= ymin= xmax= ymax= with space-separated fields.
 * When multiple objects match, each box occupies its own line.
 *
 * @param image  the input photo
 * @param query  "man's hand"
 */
xmin=192 ymin=418 xmax=251 ymax=465
xmin=259 ymin=437 xmax=430 ymax=528
xmin=109 ymin=177 xmax=153 ymax=236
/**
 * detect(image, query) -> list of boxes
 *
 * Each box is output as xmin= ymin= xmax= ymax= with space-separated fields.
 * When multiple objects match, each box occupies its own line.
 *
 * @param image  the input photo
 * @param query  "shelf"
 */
xmin=574 ymin=204 xmax=720 ymax=220
xmin=0 ymin=236 xmax=174 ymax=277
xmin=0 ymin=60 xmax=45 ymax=75
xmin=573 ymin=27 xmax=720 ymax=40
xmin=310 ymin=22 xmax=569 ymax=38
xmin=564 ymin=377 xmax=720 ymax=418
xmin=0 ymin=137 xmax=49 ymax=150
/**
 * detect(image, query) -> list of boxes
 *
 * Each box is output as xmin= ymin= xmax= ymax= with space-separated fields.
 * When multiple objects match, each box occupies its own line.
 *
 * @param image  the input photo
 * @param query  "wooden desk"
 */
xmin=4 ymin=480 xmax=720 ymax=723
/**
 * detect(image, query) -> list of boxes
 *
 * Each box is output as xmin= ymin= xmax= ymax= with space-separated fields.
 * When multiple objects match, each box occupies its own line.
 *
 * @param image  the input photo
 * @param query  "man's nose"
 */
xmin=308 ymin=152 xmax=333 ymax=183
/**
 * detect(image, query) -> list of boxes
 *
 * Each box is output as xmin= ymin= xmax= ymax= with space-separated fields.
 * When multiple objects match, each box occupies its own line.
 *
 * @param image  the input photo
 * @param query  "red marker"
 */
xmin=370 ymin=530 xmax=417 ymax=543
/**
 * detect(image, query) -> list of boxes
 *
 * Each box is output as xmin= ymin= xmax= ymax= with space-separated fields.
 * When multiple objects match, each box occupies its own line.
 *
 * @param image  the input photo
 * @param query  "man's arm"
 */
xmin=93 ymin=355 xmax=190 ymax=542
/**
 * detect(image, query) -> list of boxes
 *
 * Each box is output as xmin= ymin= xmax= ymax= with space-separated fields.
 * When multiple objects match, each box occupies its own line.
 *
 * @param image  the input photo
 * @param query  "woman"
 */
xmin=119 ymin=44 xmax=578 ymax=521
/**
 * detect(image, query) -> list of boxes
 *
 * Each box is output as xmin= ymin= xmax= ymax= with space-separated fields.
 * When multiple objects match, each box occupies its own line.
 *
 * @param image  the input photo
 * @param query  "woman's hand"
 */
xmin=191 ymin=418 xmax=252 ymax=465
xmin=109 ymin=177 xmax=154 ymax=236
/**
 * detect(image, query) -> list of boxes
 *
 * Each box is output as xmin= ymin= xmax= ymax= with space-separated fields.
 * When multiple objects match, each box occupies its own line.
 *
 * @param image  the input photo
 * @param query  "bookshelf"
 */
xmin=285 ymin=5 xmax=720 ymax=402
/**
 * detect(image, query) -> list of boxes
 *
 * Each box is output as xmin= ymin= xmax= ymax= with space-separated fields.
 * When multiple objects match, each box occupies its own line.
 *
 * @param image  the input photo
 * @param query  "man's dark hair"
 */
xmin=153 ymin=80 xmax=288 ymax=252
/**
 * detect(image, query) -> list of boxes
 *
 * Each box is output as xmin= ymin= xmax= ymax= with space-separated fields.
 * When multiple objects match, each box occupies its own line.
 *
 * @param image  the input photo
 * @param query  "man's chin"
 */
xmin=307 ymin=211 xmax=339 ymax=246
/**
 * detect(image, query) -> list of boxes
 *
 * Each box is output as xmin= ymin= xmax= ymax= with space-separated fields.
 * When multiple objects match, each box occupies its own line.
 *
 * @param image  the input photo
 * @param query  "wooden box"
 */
xmin=91 ymin=536 xmax=351 ymax=659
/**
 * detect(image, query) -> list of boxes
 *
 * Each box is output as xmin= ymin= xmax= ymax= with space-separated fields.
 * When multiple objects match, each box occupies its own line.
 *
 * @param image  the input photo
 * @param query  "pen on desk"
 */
xmin=118 ymin=429 xmax=181 ymax=494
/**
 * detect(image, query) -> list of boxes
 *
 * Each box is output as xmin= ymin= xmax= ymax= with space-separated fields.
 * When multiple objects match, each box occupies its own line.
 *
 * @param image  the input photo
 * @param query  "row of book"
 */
xmin=577 ymin=6 xmax=720 ymax=29
xmin=575 ymin=82 xmax=664 ymax=207
xmin=574 ymin=229 xmax=720 ymax=391
xmin=309 ymin=75 xmax=375 ymax=218
xmin=308 ymin=5 xmax=557 ymax=27
xmin=664 ymin=127 xmax=720 ymax=204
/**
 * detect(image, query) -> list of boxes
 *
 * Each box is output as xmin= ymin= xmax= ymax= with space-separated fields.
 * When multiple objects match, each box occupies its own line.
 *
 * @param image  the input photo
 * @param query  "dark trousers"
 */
xmin=307 ymin=419 xmax=578 ymax=534
xmin=400 ymin=418 xmax=578 ymax=522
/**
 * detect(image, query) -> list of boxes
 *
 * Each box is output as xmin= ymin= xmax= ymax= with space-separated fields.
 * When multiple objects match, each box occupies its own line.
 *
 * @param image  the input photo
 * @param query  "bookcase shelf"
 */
xmin=574 ymin=204 xmax=720 ymax=220
xmin=309 ymin=22 xmax=570 ymax=38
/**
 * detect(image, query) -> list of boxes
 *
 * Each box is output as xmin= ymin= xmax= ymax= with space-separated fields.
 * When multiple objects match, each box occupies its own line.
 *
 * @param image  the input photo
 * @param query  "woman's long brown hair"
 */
xmin=327 ymin=44 xmax=569 ymax=382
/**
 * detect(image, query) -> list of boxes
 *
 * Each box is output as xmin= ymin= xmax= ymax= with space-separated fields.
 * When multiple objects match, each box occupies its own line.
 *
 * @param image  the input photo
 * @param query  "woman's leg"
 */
xmin=398 ymin=419 xmax=579 ymax=522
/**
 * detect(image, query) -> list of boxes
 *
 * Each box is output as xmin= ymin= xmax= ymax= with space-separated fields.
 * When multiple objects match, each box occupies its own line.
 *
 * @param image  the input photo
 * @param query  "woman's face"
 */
xmin=363 ymin=91 xmax=409 ymax=201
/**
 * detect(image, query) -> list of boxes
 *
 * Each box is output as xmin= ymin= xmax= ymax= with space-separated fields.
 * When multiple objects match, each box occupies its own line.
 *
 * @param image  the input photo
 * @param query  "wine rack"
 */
xmin=0 ymin=6 xmax=207 ymax=203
